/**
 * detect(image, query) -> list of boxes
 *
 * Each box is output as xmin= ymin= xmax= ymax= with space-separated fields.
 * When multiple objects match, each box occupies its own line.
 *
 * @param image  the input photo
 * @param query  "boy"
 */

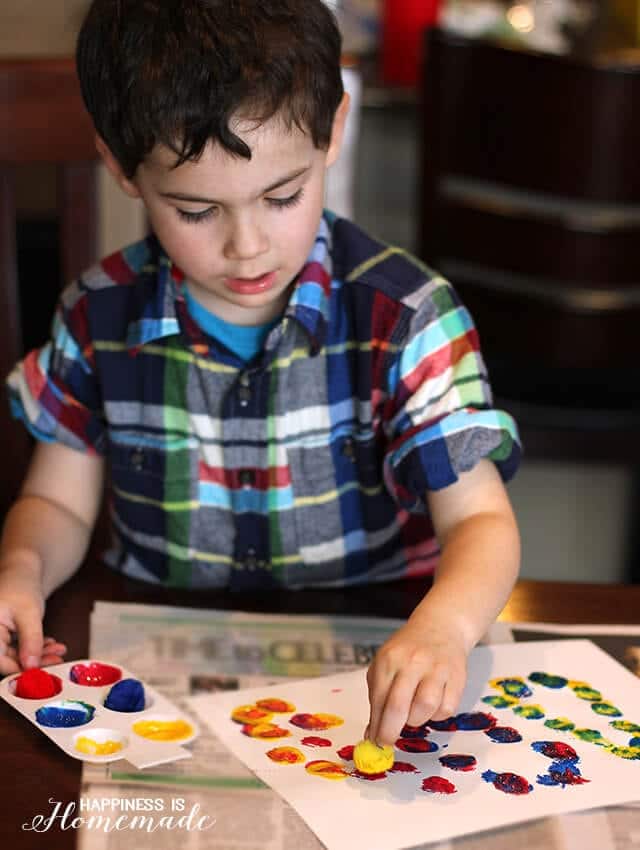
xmin=0 ymin=0 xmax=520 ymax=746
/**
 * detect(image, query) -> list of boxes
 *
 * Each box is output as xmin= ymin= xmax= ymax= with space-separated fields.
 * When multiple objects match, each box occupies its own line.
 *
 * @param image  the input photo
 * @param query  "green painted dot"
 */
xmin=482 ymin=695 xmax=516 ymax=709
xmin=513 ymin=704 xmax=545 ymax=720
xmin=572 ymin=728 xmax=613 ymax=747
xmin=591 ymin=702 xmax=622 ymax=718
xmin=528 ymin=672 xmax=568 ymax=689
xmin=605 ymin=745 xmax=640 ymax=761
xmin=610 ymin=720 xmax=640 ymax=734
xmin=571 ymin=687 xmax=602 ymax=701
xmin=544 ymin=717 xmax=575 ymax=731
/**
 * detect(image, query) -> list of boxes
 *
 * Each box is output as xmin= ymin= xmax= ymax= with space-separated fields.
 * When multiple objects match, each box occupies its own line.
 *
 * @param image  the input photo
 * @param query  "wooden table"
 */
xmin=1 ymin=558 xmax=639 ymax=845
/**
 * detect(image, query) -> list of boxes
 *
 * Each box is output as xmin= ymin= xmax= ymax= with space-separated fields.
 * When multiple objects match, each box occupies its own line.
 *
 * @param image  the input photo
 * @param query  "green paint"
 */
xmin=610 ymin=720 xmax=640 ymax=734
xmin=513 ymin=704 xmax=545 ymax=720
xmin=591 ymin=702 xmax=622 ymax=718
xmin=544 ymin=717 xmax=575 ymax=731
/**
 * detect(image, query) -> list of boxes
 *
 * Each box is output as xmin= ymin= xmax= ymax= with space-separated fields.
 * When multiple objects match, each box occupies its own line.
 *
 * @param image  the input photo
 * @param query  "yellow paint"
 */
xmin=353 ymin=740 xmax=394 ymax=774
xmin=231 ymin=704 xmax=274 ymax=725
xmin=132 ymin=719 xmax=193 ymax=741
xmin=266 ymin=746 xmax=305 ymax=764
xmin=75 ymin=736 xmax=123 ymax=756
xmin=313 ymin=713 xmax=344 ymax=729
xmin=242 ymin=722 xmax=291 ymax=739
xmin=305 ymin=759 xmax=349 ymax=780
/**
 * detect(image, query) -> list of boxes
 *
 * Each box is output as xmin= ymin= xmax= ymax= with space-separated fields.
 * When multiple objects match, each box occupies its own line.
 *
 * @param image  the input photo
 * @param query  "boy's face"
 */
xmin=99 ymin=97 xmax=348 ymax=326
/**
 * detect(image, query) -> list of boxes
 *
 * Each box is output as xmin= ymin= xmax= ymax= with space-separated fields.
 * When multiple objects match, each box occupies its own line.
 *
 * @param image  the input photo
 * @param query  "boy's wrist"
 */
xmin=0 ymin=549 xmax=44 ymax=585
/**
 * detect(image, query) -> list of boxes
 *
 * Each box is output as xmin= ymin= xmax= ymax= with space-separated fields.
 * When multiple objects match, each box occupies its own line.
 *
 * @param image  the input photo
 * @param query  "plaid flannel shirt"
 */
xmin=7 ymin=212 xmax=520 ymax=590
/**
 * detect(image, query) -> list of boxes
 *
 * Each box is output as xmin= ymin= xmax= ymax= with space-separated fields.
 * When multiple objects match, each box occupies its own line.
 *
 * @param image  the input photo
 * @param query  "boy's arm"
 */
xmin=366 ymin=459 xmax=520 ymax=745
xmin=0 ymin=441 xmax=105 ymax=674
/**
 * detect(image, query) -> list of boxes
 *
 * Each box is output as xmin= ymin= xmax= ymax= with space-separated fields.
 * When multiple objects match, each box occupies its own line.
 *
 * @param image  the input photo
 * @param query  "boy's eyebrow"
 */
xmin=160 ymin=166 xmax=311 ymax=204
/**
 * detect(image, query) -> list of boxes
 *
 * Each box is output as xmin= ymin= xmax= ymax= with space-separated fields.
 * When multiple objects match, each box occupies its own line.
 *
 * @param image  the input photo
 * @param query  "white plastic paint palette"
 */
xmin=0 ymin=659 xmax=199 ymax=769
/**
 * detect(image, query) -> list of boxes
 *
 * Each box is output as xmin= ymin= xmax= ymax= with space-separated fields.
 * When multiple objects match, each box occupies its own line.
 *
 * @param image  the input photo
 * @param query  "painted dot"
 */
xmin=395 ymin=738 xmax=438 ymax=753
xmin=421 ymin=776 xmax=456 ymax=794
xmin=482 ymin=770 xmax=533 ymax=795
xmin=513 ymin=704 xmax=545 ymax=720
xmin=300 ymin=736 xmax=331 ymax=748
xmin=528 ymin=672 xmax=568 ymax=689
xmin=531 ymin=741 xmax=578 ymax=761
xmin=544 ymin=717 xmax=575 ymax=731
xmin=485 ymin=726 xmax=522 ymax=743
xmin=439 ymin=753 xmax=477 ymax=772
xmin=591 ymin=702 xmax=622 ymax=718
xmin=482 ymin=695 xmax=517 ymax=709
xmin=266 ymin=746 xmax=305 ymax=764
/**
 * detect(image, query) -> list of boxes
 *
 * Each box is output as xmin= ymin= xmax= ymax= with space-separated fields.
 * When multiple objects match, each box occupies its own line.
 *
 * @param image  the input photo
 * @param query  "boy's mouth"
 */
xmin=225 ymin=271 xmax=277 ymax=295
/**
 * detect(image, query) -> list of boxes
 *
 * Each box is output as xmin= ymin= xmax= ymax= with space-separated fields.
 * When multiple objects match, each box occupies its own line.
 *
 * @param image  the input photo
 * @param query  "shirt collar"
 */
xmin=125 ymin=215 xmax=334 ymax=354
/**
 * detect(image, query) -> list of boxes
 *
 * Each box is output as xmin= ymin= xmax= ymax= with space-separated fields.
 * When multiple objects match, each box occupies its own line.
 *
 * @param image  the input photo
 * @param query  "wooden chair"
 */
xmin=0 ymin=58 xmax=98 ymax=515
xmin=418 ymin=28 xmax=640 ymax=580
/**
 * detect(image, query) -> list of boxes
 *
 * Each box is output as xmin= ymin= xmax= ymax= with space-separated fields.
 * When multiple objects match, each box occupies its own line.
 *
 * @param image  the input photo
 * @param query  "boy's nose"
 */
xmin=223 ymin=214 xmax=269 ymax=261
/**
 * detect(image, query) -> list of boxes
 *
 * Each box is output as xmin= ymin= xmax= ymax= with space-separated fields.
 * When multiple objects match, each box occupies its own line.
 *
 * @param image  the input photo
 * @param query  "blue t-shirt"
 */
xmin=183 ymin=285 xmax=278 ymax=362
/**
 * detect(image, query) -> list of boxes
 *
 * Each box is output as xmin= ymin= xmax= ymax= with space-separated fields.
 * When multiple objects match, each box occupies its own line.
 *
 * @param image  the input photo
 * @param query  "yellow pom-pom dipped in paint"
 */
xmin=353 ymin=739 xmax=394 ymax=774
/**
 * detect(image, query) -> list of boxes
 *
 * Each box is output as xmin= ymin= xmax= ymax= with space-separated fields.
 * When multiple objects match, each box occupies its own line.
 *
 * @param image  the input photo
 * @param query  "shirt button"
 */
xmin=342 ymin=438 xmax=356 ymax=461
xmin=245 ymin=548 xmax=258 ymax=571
xmin=130 ymin=449 xmax=146 ymax=471
xmin=239 ymin=469 xmax=256 ymax=487
xmin=238 ymin=386 xmax=251 ymax=406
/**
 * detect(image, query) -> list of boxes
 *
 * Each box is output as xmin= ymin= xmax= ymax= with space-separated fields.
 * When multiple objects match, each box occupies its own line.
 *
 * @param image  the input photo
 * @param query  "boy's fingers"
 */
xmin=406 ymin=666 xmax=448 ymax=728
xmin=13 ymin=606 xmax=44 ymax=670
xmin=376 ymin=671 xmax=425 ymax=746
xmin=366 ymin=668 xmax=395 ymax=745
xmin=429 ymin=670 xmax=465 ymax=722
xmin=0 ymin=651 xmax=21 ymax=676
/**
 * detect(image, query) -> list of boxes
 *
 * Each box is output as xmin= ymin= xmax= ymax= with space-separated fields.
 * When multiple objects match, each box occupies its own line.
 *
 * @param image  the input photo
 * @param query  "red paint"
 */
xmin=337 ymin=744 xmax=355 ymax=760
xmin=70 ymin=662 xmax=122 ymax=686
xmin=389 ymin=761 xmax=418 ymax=773
xmin=301 ymin=736 xmax=332 ymax=748
xmin=421 ymin=776 xmax=457 ymax=795
xmin=353 ymin=770 xmax=387 ymax=781
xmin=14 ymin=668 xmax=62 ymax=699
xmin=396 ymin=738 xmax=438 ymax=753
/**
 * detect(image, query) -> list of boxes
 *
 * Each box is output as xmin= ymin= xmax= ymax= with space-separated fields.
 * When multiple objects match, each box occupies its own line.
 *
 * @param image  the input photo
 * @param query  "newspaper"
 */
xmin=75 ymin=603 xmax=639 ymax=850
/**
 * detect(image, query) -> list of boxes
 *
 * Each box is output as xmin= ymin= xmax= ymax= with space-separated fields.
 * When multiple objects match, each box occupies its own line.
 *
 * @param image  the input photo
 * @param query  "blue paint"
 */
xmin=630 ymin=737 xmax=640 ymax=748
xmin=35 ymin=700 xmax=95 ymax=728
xmin=482 ymin=770 xmax=533 ymax=795
xmin=485 ymin=726 xmax=522 ymax=743
xmin=104 ymin=678 xmax=145 ymax=712
xmin=536 ymin=760 xmax=589 ymax=787
xmin=528 ymin=672 xmax=568 ymax=689
xmin=429 ymin=712 xmax=497 ymax=732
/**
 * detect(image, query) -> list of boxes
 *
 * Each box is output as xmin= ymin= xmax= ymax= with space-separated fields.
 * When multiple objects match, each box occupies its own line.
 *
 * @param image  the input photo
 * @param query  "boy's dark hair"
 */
xmin=76 ymin=0 xmax=344 ymax=178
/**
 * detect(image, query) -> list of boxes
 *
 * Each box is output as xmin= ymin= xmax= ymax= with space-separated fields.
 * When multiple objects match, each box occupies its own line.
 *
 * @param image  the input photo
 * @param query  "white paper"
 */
xmin=189 ymin=640 xmax=640 ymax=850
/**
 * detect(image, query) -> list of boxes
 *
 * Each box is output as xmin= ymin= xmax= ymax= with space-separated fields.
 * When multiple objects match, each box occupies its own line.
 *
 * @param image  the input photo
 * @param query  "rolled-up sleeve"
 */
xmin=382 ymin=278 xmax=520 ymax=511
xmin=6 ymin=284 xmax=105 ymax=454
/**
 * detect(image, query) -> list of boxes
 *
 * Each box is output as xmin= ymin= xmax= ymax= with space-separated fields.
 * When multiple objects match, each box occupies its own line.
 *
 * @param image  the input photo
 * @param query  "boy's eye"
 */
xmin=176 ymin=207 xmax=216 ymax=223
xmin=266 ymin=188 xmax=304 ymax=209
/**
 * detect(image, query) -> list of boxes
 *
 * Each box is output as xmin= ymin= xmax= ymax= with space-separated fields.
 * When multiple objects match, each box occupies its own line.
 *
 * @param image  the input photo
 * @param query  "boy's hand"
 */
xmin=365 ymin=619 xmax=468 ymax=746
xmin=0 ymin=571 xmax=66 ymax=676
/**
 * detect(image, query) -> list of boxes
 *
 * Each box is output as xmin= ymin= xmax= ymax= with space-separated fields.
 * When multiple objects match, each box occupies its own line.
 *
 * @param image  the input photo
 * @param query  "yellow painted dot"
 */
xmin=353 ymin=739 xmax=394 ymax=774
xmin=132 ymin=719 xmax=194 ymax=741
xmin=75 ymin=736 xmax=123 ymax=756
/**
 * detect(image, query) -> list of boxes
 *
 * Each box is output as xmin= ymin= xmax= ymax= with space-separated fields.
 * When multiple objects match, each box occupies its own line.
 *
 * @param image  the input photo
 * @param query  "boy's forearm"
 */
xmin=0 ymin=495 xmax=95 ymax=598
xmin=409 ymin=511 xmax=521 ymax=652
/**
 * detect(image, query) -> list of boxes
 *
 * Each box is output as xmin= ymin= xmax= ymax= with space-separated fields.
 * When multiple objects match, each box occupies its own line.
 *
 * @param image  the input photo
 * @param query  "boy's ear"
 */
xmin=95 ymin=135 xmax=141 ymax=199
xmin=325 ymin=92 xmax=351 ymax=169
